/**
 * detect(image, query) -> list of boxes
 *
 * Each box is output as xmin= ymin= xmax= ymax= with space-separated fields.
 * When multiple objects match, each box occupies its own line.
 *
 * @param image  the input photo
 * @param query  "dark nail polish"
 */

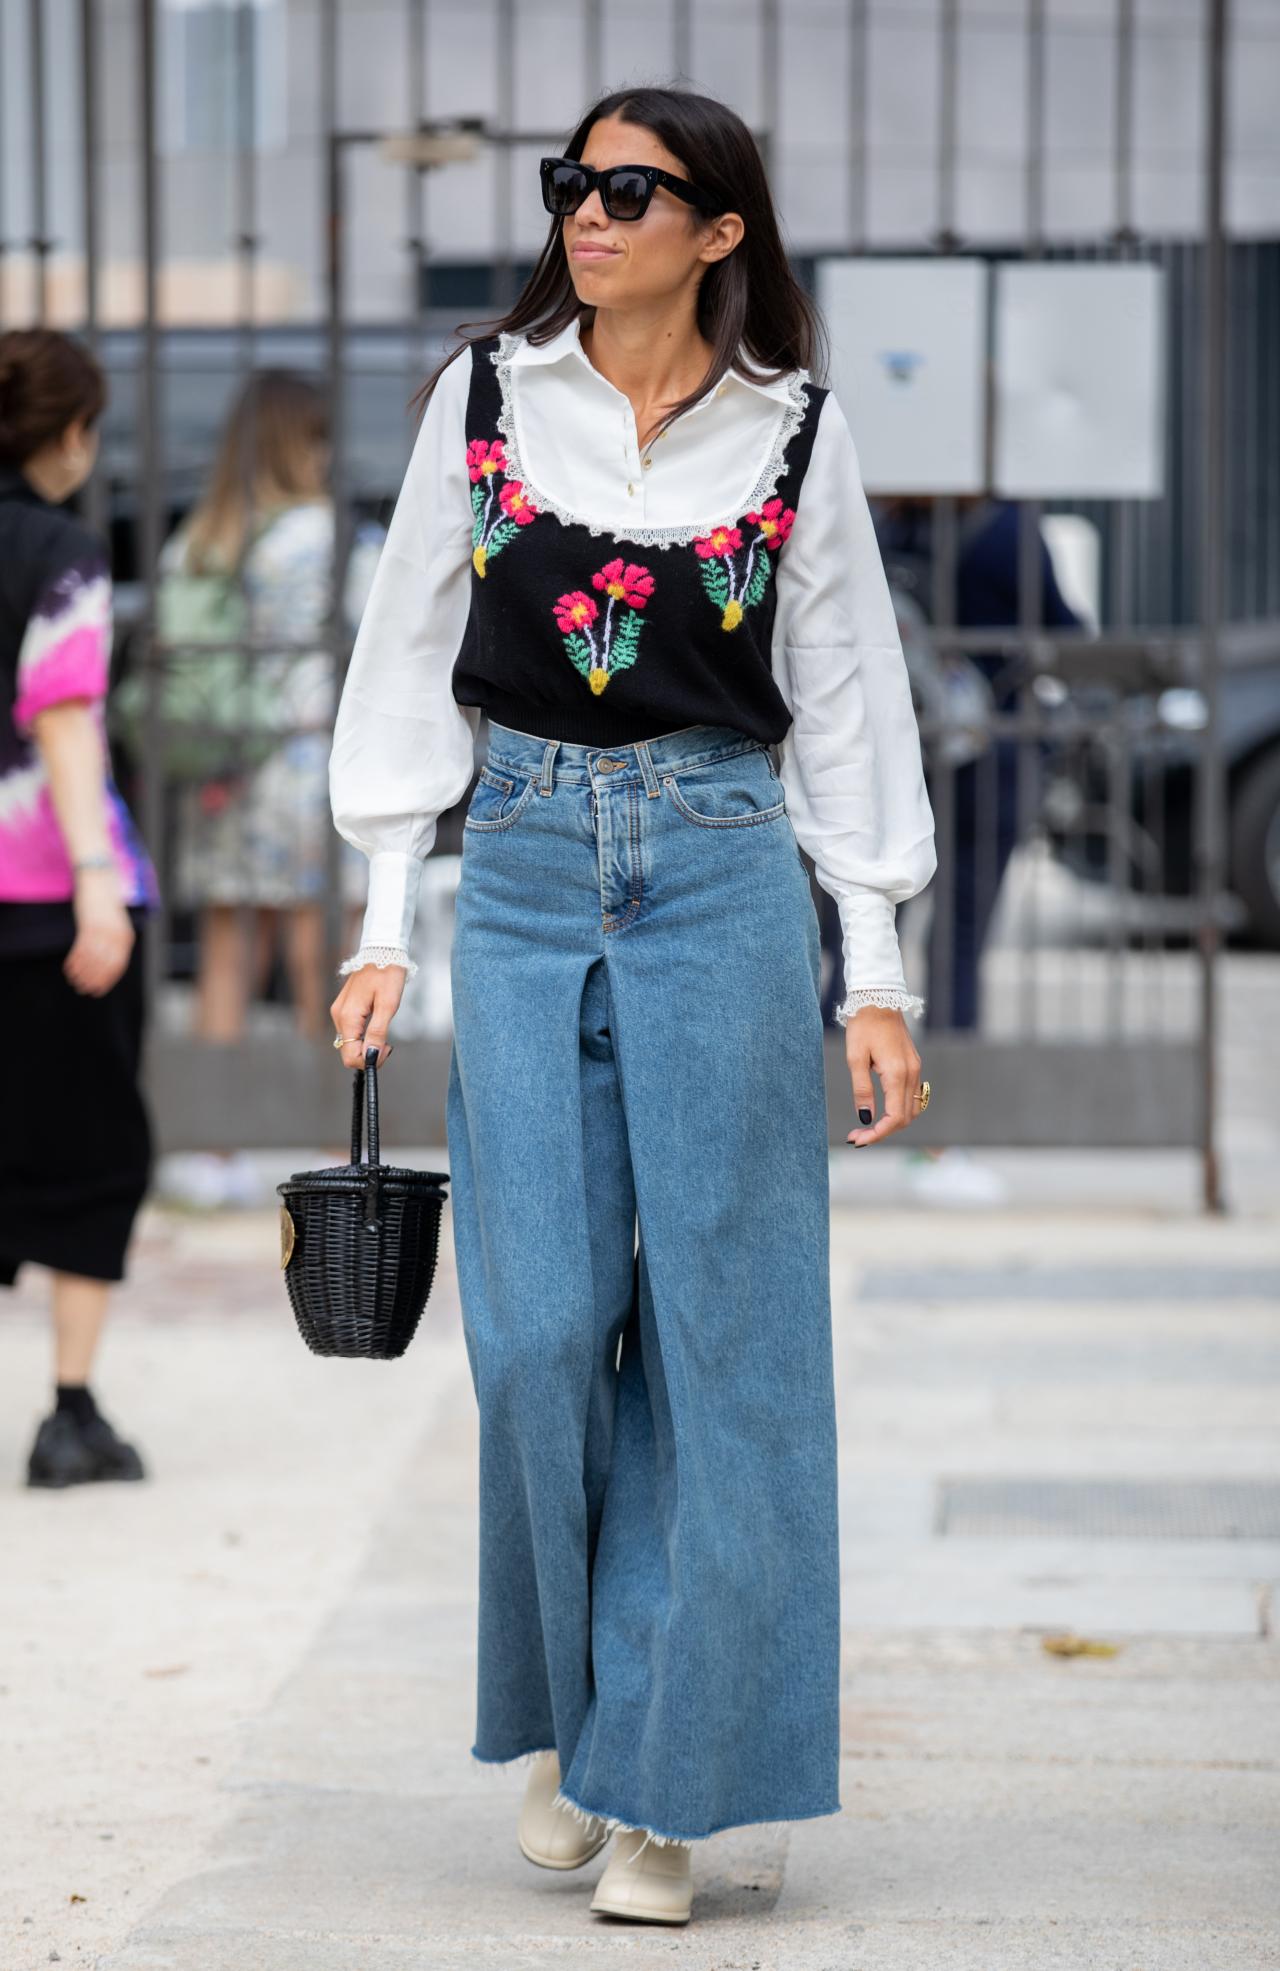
xmin=858 ymin=1108 xmax=873 ymax=1125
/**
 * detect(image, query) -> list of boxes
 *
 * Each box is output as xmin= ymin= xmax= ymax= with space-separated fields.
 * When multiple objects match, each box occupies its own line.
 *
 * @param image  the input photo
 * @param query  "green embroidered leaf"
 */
xmin=470 ymin=482 xmax=486 ymax=543
xmin=743 ymin=548 xmax=773 ymax=610
xmin=563 ymin=631 xmax=594 ymax=679
xmin=699 ymin=560 xmax=730 ymax=610
xmin=609 ymin=609 xmax=643 ymax=676
xmin=484 ymin=518 xmax=519 ymax=561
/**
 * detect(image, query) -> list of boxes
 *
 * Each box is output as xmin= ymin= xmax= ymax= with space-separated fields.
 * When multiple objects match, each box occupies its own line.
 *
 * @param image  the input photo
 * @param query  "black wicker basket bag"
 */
xmin=277 ymin=1049 xmax=449 ymax=1359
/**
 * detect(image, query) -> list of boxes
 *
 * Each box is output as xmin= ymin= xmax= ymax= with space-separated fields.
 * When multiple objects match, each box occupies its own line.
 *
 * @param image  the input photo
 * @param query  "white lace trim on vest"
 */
xmin=490 ymin=335 xmax=812 ymax=550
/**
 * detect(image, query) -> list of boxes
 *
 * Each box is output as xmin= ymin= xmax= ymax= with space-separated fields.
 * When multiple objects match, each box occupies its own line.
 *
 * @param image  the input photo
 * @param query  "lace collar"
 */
xmin=489 ymin=323 xmax=813 ymax=552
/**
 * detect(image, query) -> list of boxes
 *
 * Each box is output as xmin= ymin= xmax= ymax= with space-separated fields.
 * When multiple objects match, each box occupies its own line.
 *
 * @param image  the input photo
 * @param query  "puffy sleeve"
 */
xmin=13 ymin=550 xmax=113 ymax=736
xmin=328 ymin=344 xmax=479 ymax=977
xmin=770 ymin=388 xmax=937 ymax=1022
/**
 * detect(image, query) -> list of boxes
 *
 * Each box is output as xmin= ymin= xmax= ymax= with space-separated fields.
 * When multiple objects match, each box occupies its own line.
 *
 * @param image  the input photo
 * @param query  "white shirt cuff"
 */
xmin=835 ymin=889 xmax=925 ymax=1019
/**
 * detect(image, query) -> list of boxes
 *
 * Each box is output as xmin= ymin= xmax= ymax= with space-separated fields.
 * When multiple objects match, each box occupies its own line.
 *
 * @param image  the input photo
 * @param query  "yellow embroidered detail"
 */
xmin=472 ymin=545 xmax=487 ymax=578
xmin=588 ymin=666 xmax=610 ymax=694
xmin=721 ymin=599 xmax=743 ymax=632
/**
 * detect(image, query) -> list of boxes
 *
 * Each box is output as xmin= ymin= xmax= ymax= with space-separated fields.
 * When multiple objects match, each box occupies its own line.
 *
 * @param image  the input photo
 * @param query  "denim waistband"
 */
xmin=484 ymin=718 xmax=766 ymax=793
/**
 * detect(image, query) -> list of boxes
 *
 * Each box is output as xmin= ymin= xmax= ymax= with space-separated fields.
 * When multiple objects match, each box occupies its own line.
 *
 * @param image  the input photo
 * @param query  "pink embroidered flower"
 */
xmin=745 ymin=498 xmax=794 ymax=549
xmin=591 ymin=558 xmax=655 ymax=609
xmin=693 ymin=525 xmax=743 ymax=560
xmin=467 ymin=437 xmax=507 ymax=482
xmin=553 ymin=591 xmax=599 ymax=634
xmin=499 ymin=480 xmax=539 ymax=524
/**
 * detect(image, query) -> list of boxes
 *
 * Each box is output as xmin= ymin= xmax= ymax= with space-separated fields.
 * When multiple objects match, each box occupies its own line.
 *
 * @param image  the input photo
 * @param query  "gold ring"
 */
xmin=332 ymin=1034 xmax=363 ymax=1050
xmin=914 ymin=1079 xmax=931 ymax=1112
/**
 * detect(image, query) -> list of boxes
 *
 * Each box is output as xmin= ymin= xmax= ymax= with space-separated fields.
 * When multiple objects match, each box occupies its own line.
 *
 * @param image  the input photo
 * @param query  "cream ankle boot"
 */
xmin=589 ymin=1826 xmax=694 ymax=1924
xmin=517 ymin=1750 xmax=610 ymax=1869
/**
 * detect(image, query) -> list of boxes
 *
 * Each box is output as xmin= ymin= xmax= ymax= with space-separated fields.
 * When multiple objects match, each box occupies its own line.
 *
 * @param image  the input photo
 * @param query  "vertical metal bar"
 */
xmin=1197 ymin=0 xmax=1228 ymax=1212
xmin=1239 ymin=240 xmax=1256 ymax=620
xmin=493 ymin=0 xmax=514 ymax=313
xmin=406 ymin=0 xmax=428 ymax=408
xmin=759 ymin=0 xmax=778 ymax=181
xmin=137 ymin=0 xmax=166 ymax=1024
xmin=1109 ymin=0 xmax=1136 ymax=632
xmin=1113 ymin=0 xmax=1134 ymax=242
xmin=235 ymin=1 xmax=258 ymax=354
xmin=80 ymin=0 xmax=107 ymax=539
xmin=1017 ymin=0 xmax=1047 ymax=1036
xmin=28 ymin=0 xmax=48 ymax=321
xmin=233 ymin=0 xmax=259 ymax=970
xmin=585 ymin=0 xmax=603 ymax=99
xmin=936 ymin=0 xmax=957 ymax=247
xmin=322 ymin=0 xmax=348 ymax=990
xmin=673 ymin=0 xmax=692 ymax=83
xmin=847 ymin=0 xmax=868 ymax=252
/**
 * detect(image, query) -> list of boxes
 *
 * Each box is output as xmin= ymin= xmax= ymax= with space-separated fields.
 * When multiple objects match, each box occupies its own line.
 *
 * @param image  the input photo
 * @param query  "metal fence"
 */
xmin=3 ymin=0 xmax=1268 ymax=1206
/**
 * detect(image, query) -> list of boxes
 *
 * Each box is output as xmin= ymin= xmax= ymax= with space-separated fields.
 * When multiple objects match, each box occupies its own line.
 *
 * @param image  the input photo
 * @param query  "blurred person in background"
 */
xmin=871 ymin=492 xmax=1083 ymax=1204
xmin=0 ymin=328 xmax=159 ymax=1488
xmin=156 ymin=370 xmax=384 ymax=1208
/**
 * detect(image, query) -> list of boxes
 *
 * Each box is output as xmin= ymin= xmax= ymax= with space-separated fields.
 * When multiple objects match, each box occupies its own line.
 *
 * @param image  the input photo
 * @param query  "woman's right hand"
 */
xmin=330 ymin=964 xmax=406 ymax=1069
xmin=65 ymin=868 xmax=135 ymax=996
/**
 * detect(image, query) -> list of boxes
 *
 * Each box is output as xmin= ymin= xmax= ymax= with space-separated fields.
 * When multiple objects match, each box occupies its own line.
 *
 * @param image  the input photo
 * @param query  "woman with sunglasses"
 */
xmin=329 ymin=86 xmax=935 ymax=1927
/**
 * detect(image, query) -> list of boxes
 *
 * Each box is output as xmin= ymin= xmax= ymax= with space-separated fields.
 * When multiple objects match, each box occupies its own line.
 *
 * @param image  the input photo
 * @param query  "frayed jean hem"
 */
xmin=551 ymin=1781 xmax=845 ymax=1852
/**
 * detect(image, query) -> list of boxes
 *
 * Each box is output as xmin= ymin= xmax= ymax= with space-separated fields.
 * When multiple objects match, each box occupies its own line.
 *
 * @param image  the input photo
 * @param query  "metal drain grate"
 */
xmin=936 ymin=1478 xmax=1280 ymax=1539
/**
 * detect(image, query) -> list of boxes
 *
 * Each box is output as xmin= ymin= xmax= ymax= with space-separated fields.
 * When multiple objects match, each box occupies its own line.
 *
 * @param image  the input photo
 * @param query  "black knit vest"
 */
xmin=450 ymin=332 xmax=829 ymax=747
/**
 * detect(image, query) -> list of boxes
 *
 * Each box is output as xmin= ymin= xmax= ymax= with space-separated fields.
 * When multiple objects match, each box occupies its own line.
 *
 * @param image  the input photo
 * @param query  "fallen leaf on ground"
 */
xmin=1041 ymin=1632 xmax=1121 ymax=1657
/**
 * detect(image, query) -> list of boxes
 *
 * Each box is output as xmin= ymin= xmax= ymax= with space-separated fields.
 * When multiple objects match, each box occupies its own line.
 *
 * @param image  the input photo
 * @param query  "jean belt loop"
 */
xmin=633 ymin=738 xmax=661 ymax=798
xmin=539 ymin=739 xmax=559 ymax=795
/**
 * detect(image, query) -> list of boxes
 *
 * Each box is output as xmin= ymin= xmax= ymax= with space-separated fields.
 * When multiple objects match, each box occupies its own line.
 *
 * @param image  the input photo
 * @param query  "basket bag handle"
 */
xmin=351 ymin=1046 xmax=383 ymax=1226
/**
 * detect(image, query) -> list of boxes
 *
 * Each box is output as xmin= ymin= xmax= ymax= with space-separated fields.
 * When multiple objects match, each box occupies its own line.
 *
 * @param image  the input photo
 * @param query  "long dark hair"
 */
xmin=0 ymin=328 xmax=106 ymax=466
xmin=410 ymin=83 xmax=827 ymax=444
xmin=183 ymin=370 xmax=329 ymax=572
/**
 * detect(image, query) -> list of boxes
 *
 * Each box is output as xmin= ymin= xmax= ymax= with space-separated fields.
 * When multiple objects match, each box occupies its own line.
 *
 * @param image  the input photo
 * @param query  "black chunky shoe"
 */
xmin=26 ymin=1407 xmax=148 ymax=1488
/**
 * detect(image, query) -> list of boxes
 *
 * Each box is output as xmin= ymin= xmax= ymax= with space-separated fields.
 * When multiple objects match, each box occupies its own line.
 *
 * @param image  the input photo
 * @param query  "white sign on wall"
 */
xmin=814 ymin=257 xmax=988 ymax=495
xmin=993 ymin=263 xmax=1166 ymax=499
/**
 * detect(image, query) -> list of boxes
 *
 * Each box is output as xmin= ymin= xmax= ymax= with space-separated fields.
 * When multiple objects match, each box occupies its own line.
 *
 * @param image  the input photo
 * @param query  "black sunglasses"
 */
xmin=540 ymin=155 xmax=720 ymax=223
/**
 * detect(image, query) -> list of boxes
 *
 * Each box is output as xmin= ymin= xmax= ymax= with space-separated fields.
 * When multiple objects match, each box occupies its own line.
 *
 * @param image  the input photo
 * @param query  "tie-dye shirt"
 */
xmin=0 ymin=465 xmax=158 ymax=952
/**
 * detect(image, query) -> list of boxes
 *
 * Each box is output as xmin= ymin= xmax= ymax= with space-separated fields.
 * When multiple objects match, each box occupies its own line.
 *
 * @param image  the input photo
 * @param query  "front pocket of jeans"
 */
xmin=463 ymin=764 xmax=537 ymax=831
xmin=662 ymin=759 xmax=787 ymax=828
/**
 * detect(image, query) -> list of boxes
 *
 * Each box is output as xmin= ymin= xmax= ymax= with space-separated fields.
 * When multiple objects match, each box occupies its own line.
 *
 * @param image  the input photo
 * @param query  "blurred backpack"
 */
xmin=112 ymin=513 xmax=288 ymax=781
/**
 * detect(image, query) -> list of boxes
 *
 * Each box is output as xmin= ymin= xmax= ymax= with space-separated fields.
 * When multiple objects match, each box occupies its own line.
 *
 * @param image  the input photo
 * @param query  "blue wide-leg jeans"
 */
xmin=445 ymin=719 xmax=841 ymax=1845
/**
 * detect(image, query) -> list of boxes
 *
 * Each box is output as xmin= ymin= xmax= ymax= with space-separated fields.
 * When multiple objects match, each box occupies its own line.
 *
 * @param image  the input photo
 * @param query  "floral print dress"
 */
xmin=164 ymin=500 xmax=383 ymax=910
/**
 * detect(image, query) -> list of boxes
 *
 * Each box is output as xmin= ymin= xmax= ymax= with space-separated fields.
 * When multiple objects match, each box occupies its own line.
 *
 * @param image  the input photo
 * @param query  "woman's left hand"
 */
xmin=844 ymin=1006 xmax=923 ymax=1146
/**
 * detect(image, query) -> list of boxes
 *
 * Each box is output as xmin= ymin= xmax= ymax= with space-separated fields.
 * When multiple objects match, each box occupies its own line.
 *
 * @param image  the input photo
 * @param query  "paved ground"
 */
xmin=2 ymin=1148 xmax=1278 ymax=1970
xmin=1 ymin=951 xmax=1276 ymax=1968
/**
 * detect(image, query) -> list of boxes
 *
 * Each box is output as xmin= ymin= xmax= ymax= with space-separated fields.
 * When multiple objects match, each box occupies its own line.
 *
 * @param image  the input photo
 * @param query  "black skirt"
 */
xmin=0 ymin=915 xmax=153 ymax=1287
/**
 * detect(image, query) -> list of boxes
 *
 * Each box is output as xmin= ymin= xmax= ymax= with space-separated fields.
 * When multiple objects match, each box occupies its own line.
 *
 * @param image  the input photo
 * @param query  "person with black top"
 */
xmin=0 ymin=328 xmax=159 ymax=1488
xmin=328 ymin=88 xmax=936 ymax=1924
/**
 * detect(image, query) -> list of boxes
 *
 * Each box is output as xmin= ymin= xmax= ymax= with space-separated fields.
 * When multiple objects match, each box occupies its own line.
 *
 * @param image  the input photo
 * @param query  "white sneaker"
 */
xmin=517 ymin=1751 xmax=609 ymax=1870
xmin=590 ymin=1825 xmax=694 ymax=1925
xmin=905 ymin=1147 xmax=1011 ymax=1207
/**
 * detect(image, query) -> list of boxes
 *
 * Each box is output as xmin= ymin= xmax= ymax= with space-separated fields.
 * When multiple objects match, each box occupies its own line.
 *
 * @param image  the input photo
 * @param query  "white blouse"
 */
xmin=328 ymin=314 xmax=937 ymax=1022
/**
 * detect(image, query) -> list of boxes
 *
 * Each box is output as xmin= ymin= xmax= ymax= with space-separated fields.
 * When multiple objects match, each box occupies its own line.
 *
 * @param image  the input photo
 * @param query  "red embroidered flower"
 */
xmin=591 ymin=558 xmax=655 ymax=608
xmin=745 ymin=497 xmax=794 ymax=549
xmin=499 ymin=480 xmax=538 ymax=524
xmin=693 ymin=525 xmax=743 ymax=560
xmin=467 ymin=438 xmax=507 ymax=482
xmin=553 ymin=591 xmax=599 ymax=633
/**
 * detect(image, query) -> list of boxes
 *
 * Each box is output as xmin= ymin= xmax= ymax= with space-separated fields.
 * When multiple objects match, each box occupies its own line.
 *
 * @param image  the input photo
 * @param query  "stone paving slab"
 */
xmin=3 ymin=1173 xmax=1275 ymax=1971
